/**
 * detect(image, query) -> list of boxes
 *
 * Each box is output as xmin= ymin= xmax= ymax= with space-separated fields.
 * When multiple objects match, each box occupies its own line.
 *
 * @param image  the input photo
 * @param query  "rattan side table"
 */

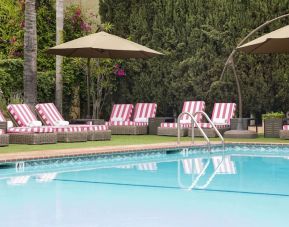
xmin=148 ymin=117 xmax=174 ymax=135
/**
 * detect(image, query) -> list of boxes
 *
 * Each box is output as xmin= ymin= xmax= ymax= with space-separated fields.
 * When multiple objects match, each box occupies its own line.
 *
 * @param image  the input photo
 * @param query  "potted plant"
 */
xmin=262 ymin=112 xmax=285 ymax=138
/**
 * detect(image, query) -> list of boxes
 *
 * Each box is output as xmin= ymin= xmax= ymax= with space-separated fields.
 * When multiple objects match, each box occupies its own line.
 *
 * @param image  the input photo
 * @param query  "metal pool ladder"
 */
xmin=177 ymin=111 xmax=224 ymax=152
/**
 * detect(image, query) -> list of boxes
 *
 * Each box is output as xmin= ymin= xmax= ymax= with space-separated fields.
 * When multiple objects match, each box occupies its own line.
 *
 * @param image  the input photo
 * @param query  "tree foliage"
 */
xmin=100 ymin=0 xmax=289 ymax=119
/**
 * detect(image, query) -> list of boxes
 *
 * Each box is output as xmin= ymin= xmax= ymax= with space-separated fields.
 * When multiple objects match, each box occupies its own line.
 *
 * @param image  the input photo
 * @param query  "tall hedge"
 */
xmin=100 ymin=0 xmax=289 ymax=118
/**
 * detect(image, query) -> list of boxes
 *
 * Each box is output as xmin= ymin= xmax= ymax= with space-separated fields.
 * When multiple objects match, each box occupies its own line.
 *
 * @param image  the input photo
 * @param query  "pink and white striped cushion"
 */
xmin=50 ymin=126 xmax=85 ymax=133
xmin=180 ymin=101 xmax=205 ymax=122
xmin=109 ymin=104 xmax=134 ymax=122
xmin=198 ymin=103 xmax=236 ymax=128
xmin=35 ymin=103 xmax=64 ymax=126
xmin=7 ymin=104 xmax=38 ymax=127
xmin=159 ymin=101 xmax=205 ymax=128
xmin=8 ymin=126 xmax=54 ymax=133
xmin=75 ymin=125 xmax=109 ymax=131
xmin=36 ymin=103 xmax=108 ymax=132
xmin=211 ymin=103 xmax=236 ymax=125
xmin=109 ymin=121 xmax=136 ymax=126
xmin=133 ymin=103 xmax=157 ymax=121
xmin=283 ymin=125 xmax=289 ymax=130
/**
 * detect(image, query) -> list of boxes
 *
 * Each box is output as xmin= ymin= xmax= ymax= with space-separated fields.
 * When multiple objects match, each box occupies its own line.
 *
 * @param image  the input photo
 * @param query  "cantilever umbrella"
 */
xmin=237 ymin=25 xmax=289 ymax=53
xmin=47 ymin=31 xmax=163 ymax=116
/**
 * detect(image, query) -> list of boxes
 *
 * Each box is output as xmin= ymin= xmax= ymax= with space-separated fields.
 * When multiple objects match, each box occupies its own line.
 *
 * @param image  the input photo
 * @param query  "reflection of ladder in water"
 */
xmin=177 ymin=155 xmax=236 ymax=190
xmin=177 ymin=158 xmax=211 ymax=189
xmin=177 ymin=111 xmax=225 ymax=152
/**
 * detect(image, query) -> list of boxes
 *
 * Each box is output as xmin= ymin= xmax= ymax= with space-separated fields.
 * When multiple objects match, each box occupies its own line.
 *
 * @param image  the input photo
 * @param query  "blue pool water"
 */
xmin=1 ymin=144 xmax=289 ymax=227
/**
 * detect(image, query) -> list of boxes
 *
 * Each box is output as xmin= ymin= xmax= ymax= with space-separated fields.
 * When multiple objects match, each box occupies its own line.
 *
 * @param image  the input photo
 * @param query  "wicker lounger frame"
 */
xmin=7 ymin=114 xmax=57 ymax=145
xmin=9 ymin=133 xmax=57 ymax=145
xmin=109 ymin=125 xmax=148 ymax=135
xmin=157 ymin=127 xmax=188 ymax=137
xmin=33 ymin=111 xmax=88 ymax=143
xmin=188 ymin=127 xmax=230 ymax=138
xmin=0 ymin=122 xmax=9 ymax=146
xmin=36 ymin=109 xmax=112 ymax=142
xmin=87 ymin=130 xmax=111 ymax=140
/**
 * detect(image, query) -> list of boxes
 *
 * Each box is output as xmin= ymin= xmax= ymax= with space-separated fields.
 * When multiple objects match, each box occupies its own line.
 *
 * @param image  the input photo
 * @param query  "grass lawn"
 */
xmin=0 ymin=134 xmax=288 ymax=154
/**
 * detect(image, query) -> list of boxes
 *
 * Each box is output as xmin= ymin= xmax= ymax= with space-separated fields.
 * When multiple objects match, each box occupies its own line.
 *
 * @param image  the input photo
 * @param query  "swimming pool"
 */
xmin=1 ymin=144 xmax=289 ymax=227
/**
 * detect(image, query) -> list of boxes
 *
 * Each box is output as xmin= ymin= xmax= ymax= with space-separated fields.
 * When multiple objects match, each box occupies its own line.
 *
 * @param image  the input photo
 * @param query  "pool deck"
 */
xmin=0 ymin=140 xmax=288 ymax=163
xmin=0 ymin=141 xmax=213 ymax=163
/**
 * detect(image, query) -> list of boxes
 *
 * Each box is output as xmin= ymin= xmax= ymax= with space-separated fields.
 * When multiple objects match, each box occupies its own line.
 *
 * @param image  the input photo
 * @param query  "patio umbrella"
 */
xmin=47 ymin=31 xmax=163 ymax=117
xmin=237 ymin=25 xmax=289 ymax=53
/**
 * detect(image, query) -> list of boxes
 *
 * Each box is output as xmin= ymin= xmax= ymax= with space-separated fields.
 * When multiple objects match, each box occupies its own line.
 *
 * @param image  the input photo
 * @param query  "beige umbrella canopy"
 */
xmin=47 ymin=31 xmax=163 ymax=117
xmin=237 ymin=25 xmax=289 ymax=53
xmin=47 ymin=31 xmax=163 ymax=58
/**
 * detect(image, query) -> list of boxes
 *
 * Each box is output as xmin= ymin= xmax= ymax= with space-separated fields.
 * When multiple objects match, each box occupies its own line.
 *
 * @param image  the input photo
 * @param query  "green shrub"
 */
xmin=262 ymin=112 xmax=285 ymax=120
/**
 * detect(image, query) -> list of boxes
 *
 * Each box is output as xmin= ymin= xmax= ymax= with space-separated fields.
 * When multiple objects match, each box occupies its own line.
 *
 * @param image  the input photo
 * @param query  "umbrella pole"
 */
xmin=219 ymin=13 xmax=289 ymax=118
xmin=86 ymin=58 xmax=91 ymax=118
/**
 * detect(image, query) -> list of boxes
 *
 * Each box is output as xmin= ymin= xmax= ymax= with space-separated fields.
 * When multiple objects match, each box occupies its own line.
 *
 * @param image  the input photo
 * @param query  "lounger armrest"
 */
xmin=0 ymin=121 xmax=7 ymax=132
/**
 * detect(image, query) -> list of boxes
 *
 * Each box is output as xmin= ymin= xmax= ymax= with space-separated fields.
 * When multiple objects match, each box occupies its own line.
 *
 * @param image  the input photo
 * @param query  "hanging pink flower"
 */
xmin=114 ymin=64 xmax=126 ymax=77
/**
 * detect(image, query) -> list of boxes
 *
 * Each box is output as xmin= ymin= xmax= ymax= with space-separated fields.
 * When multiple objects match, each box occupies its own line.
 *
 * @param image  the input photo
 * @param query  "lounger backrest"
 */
xmin=7 ymin=104 xmax=38 ymax=127
xmin=35 ymin=103 xmax=64 ymax=126
xmin=0 ymin=110 xmax=5 ymax=122
xmin=181 ymin=101 xmax=205 ymax=122
xmin=211 ymin=103 xmax=236 ymax=124
xmin=109 ymin=104 xmax=134 ymax=122
xmin=133 ymin=103 xmax=157 ymax=121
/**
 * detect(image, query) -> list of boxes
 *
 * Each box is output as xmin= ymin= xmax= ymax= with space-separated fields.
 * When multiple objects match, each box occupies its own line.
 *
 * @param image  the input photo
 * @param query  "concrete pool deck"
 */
xmin=0 ymin=141 xmax=213 ymax=163
xmin=0 ymin=140 xmax=288 ymax=163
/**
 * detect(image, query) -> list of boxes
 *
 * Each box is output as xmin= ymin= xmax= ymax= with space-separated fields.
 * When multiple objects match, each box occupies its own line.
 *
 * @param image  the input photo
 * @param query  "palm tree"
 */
xmin=23 ymin=0 xmax=37 ymax=105
xmin=55 ymin=0 xmax=64 ymax=113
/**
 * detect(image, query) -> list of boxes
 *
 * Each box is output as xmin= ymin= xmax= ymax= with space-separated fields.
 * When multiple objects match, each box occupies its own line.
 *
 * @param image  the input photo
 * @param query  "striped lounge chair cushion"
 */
xmin=8 ymin=126 xmax=54 ymax=133
xmin=200 ymin=103 xmax=236 ymax=128
xmin=132 ymin=103 xmax=157 ymax=124
xmin=7 ymin=104 xmax=38 ymax=127
xmin=35 ymin=103 xmax=66 ymax=126
xmin=283 ymin=125 xmax=289 ymax=130
xmin=160 ymin=101 xmax=205 ymax=128
xmin=36 ymin=103 xmax=108 ymax=132
xmin=106 ymin=104 xmax=134 ymax=126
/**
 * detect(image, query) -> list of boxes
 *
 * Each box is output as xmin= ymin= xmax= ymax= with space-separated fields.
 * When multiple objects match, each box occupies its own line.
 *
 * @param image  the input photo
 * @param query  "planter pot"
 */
xmin=264 ymin=118 xmax=283 ymax=138
xmin=230 ymin=118 xmax=250 ymax=130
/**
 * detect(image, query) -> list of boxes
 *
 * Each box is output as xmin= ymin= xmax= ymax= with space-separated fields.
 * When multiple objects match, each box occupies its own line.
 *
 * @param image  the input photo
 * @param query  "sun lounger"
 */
xmin=35 ymin=103 xmax=111 ymax=141
xmin=188 ymin=102 xmax=236 ymax=137
xmin=108 ymin=103 xmax=157 ymax=135
xmin=6 ymin=105 xmax=57 ymax=144
xmin=157 ymin=101 xmax=205 ymax=136
xmin=8 ymin=103 xmax=85 ymax=143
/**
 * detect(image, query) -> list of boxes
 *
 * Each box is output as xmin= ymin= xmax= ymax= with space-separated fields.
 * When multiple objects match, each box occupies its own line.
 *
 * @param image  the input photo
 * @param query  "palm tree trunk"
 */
xmin=24 ymin=0 xmax=37 ymax=105
xmin=55 ymin=0 xmax=64 ymax=113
